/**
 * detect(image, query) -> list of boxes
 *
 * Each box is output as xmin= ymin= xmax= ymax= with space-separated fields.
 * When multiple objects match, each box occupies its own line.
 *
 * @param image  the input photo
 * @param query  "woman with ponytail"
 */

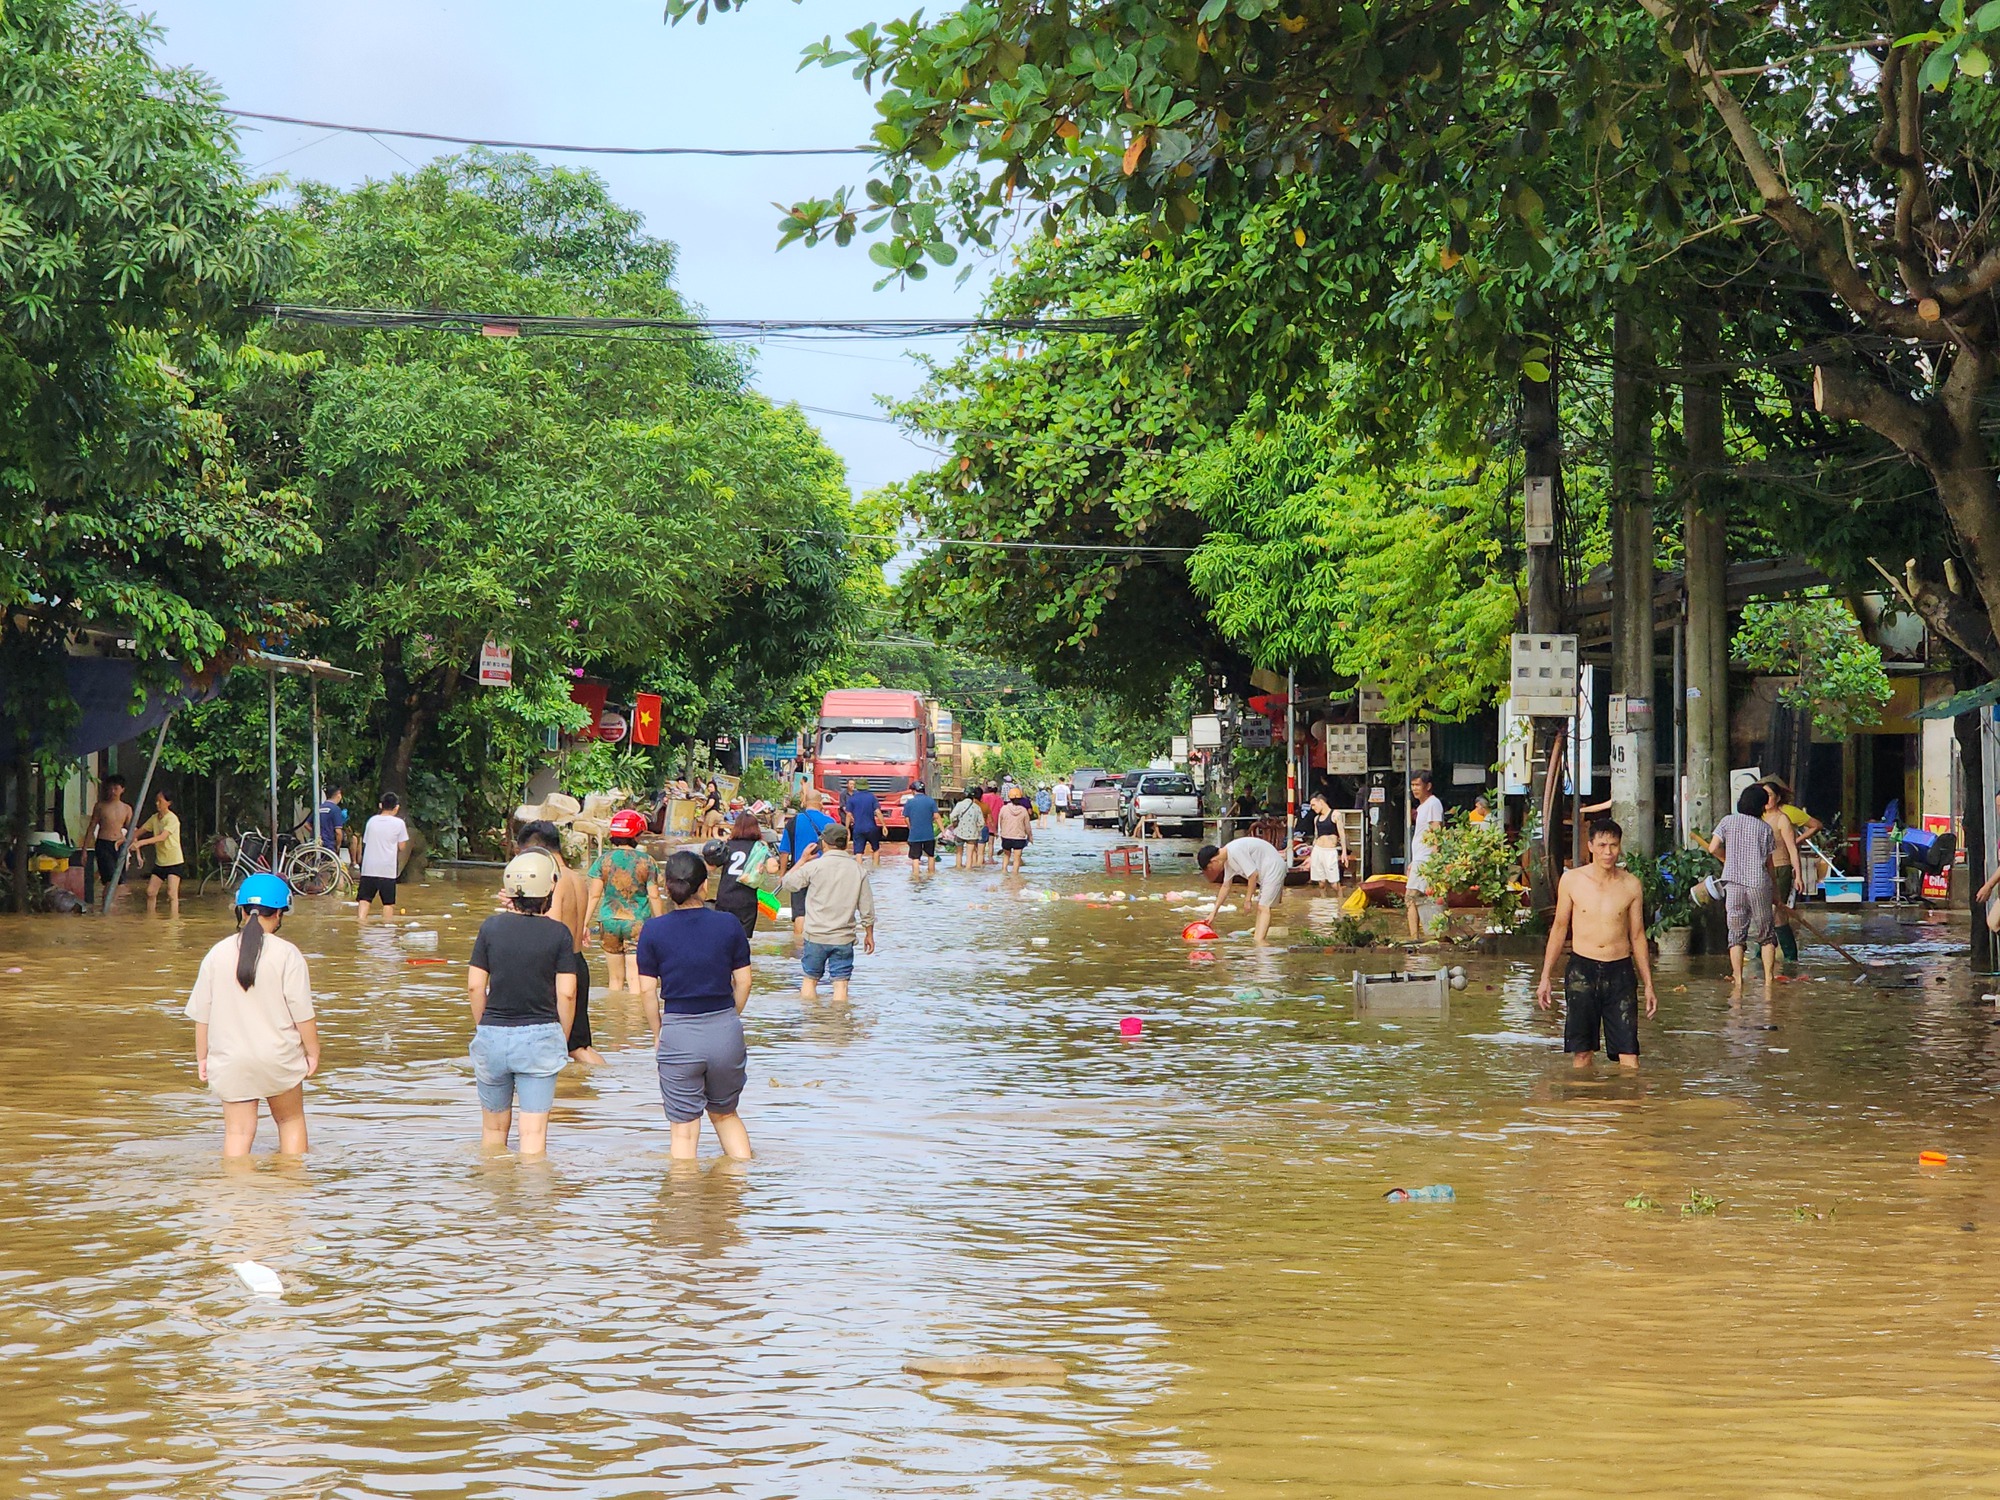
xmin=184 ymin=875 xmax=320 ymax=1156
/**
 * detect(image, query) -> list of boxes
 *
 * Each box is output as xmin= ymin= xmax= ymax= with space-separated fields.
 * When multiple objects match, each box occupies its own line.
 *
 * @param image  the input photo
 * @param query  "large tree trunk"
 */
xmin=9 ymin=756 xmax=27 ymax=916
xmin=377 ymin=642 xmax=463 ymax=802
xmin=1814 ymin=360 xmax=2000 ymax=673
xmin=1955 ymin=655 xmax=1993 ymax=974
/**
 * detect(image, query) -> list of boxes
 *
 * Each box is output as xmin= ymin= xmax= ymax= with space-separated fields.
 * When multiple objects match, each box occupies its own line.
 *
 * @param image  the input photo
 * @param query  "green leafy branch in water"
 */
xmin=1625 ymin=1193 xmax=1660 ymax=1212
xmin=1682 ymin=1188 xmax=1721 ymax=1217
xmin=1732 ymin=599 xmax=1892 ymax=739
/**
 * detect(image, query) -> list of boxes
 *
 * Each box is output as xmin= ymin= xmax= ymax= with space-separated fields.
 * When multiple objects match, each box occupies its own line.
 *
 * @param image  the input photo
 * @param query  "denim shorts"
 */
xmin=470 ymin=1022 xmax=569 ymax=1113
xmin=801 ymin=940 xmax=855 ymax=981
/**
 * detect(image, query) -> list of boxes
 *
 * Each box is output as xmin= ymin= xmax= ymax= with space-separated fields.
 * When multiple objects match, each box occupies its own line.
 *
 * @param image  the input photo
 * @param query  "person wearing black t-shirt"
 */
xmin=713 ymin=811 xmax=768 ymax=940
xmin=466 ymin=852 xmax=576 ymax=1156
xmin=637 ymin=849 xmax=754 ymax=1161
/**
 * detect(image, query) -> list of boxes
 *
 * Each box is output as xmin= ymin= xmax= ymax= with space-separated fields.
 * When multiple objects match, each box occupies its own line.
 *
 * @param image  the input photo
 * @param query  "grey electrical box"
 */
xmin=1324 ymin=723 xmax=1369 ymax=775
xmin=1524 ymin=475 xmax=1555 ymax=546
xmin=1509 ymin=633 xmax=1579 ymax=718
xmin=1356 ymin=681 xmax=1387 ymax=724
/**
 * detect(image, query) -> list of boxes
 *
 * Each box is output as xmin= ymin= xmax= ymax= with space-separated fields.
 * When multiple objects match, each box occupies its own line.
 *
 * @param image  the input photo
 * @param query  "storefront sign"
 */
xmin=477 ymin=638 xmax=513 ymax=687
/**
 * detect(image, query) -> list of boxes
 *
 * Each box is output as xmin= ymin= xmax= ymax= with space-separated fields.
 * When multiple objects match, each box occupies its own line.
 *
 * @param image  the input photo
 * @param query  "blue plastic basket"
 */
xmin=1865 ymin=822 xmax=1899 ymax=901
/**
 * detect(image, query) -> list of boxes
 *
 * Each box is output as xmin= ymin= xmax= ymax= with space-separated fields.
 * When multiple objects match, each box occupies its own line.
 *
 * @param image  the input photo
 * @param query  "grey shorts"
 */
xmin=1724 ymin=880 xmax=1774 ymax=950
xmin=656 ymin=1007 xmax=747 ymax=1123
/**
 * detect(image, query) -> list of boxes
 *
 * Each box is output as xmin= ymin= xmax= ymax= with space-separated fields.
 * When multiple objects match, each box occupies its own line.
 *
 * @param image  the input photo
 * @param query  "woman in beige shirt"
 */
xmin=184 ymin=875 xmax=321 ymax=1156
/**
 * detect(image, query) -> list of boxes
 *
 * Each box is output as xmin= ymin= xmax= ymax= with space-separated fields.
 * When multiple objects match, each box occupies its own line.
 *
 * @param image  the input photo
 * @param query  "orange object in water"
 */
xmin=1919 ymin=1150 xmax=1949 ymax=1166
xmin=405 ymin=957 xmax=450 ymax=966
xmin=1182 ymin=921 xmax=1218 ymax=942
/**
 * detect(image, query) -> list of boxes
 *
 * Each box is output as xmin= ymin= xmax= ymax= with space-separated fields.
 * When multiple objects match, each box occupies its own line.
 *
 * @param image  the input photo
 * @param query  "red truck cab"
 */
xmin=814 ymin=689 xmax=936 ymax=836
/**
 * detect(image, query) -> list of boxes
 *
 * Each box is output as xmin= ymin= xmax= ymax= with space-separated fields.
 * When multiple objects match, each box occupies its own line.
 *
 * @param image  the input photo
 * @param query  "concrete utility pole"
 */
xmin=1682 ymin=303 xmax=1730 ymax=837
xmin=1522 ymin=336 xmax=1565 ymax=909
xmin=1610 ymin=308 xmax=1657 ymax=856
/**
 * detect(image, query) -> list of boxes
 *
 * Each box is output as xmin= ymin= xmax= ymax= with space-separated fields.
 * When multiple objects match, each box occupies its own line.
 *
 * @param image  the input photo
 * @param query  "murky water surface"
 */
xmin=3 ymin=823 xmax=1999 ymax=1496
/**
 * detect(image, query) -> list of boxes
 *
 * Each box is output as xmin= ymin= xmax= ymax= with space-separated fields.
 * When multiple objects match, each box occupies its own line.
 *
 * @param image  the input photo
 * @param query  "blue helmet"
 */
xmin=235 ymin=873 xmax=293 ymax=912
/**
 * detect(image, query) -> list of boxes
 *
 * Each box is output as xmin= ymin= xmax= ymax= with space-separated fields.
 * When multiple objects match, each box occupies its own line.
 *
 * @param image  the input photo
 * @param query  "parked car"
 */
xmin=1115 ymin=769 xmax=1149 ymax=818
xmin=1072 ymin=767 xmax=1123 ymax=827
xmin=1122 ymin=771 xmax=1205 ymax=839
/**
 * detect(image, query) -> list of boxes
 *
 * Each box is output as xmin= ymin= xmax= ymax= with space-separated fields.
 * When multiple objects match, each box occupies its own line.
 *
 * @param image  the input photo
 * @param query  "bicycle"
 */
xmin=200 ymin=828 xmax=352 ymax=899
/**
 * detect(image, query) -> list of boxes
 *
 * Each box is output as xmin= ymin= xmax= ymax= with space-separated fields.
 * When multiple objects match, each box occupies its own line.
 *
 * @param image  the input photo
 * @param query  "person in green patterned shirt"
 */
xmin=586 ymin=811 xmax=662 ymax=993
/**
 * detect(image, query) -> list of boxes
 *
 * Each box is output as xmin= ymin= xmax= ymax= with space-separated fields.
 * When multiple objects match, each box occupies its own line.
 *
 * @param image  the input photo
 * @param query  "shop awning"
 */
xmin=1912 ymin=680 xmax=2000 ymax=719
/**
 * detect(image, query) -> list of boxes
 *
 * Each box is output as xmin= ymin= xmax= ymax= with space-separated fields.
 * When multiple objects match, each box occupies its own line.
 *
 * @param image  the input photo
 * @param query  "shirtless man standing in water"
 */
xmin=1535 ymin=817 xmax=1658 ymax=1069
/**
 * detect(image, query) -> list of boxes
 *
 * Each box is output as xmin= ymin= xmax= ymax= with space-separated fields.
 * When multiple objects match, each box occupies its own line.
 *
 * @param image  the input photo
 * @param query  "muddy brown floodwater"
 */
xmin=2 ymin=820 xmax=1999 ymax=1496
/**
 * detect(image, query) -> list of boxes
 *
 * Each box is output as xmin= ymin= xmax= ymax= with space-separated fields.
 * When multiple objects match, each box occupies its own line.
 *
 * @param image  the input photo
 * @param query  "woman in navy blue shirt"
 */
xmin=636 ymin=849 xmax=754 ymax=1160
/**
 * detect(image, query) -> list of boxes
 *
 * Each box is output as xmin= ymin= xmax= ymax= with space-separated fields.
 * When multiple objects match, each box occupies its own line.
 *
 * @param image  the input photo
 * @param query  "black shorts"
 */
xmin=357 ymin=875 xmax=398 ymax=904
xmin=566 ymin=949 xmax=593 ymax=1052
xmin=854 ymin=826 xmax=882 ymax=852
xmin=1564 ymin=954 xmax=1640 ymax=1058
xmin=151 ymin=862 xmax=187 ymax=881
xmin=1002 ymin=837 xmax=1028 ymax=851
xmin=716 ymin=895 xmax=759 ymax=940
xmin=909 ymin=839 xmax=937 ymax=861
xmin=791 ymin=888 xmax=807 ymax=921
xmin=94 ymin=839 xmax=120 ymax=883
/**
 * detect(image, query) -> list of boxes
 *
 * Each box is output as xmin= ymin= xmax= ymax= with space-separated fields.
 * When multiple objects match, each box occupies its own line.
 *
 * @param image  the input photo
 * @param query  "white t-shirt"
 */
xmin=360 ymin=813 xmax=409 ymax=879
xmin=1222 ymin=836 xmax=1289 ymax=892
xmin=1409 ymin=794 xmax=1446 ymax=873
xmin=1052 ymin=782 xmax=1071 ymax=808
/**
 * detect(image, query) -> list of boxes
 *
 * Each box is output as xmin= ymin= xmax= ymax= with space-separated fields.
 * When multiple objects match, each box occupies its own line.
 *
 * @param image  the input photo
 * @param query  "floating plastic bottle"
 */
xmin=1383 ymin=1185 xmax=1455 ymax=1203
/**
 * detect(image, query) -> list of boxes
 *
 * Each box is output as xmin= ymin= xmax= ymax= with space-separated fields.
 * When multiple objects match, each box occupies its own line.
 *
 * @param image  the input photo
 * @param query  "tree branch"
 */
xmin=1636 ymin=0 xmax=1937 ymax=343
xmin=1868 ymin=555 xmax=2000 ymax=673
xmin=1813 ymin=363 xmax=1936 ymax=461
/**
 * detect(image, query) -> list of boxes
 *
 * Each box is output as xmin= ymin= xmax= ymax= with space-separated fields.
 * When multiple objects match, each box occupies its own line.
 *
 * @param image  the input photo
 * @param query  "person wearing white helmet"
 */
xmin=467 ymin=852 xmax=577 ymax=1155
xmin=184 ymin=874 xmax=320 ymax=1156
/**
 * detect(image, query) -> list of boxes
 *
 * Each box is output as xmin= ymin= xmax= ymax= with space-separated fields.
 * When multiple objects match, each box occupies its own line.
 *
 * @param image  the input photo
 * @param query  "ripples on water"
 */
xmin=2 ymin=827 xmax=1998 ymax=1496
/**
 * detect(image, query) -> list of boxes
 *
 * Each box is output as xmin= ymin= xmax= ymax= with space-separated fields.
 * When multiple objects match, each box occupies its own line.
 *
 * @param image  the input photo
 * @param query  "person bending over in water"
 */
xmin=1196 ymin=836 xmax=1289 ymax=945
xmin=1536 ymin=817 xmax=1657 ymax=1070
xmin=184 ymin=874 xmax=320 ymax=1155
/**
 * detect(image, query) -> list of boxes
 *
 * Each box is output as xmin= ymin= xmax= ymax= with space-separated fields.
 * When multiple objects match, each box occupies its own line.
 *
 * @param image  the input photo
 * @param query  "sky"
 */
xmin=144 ymin=0 xmax=990 ymax=500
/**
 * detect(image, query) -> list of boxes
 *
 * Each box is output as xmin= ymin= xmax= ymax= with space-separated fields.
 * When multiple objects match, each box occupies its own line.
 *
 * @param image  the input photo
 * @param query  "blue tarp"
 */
xmin=0 ymin=657 xmax=218 ymax=758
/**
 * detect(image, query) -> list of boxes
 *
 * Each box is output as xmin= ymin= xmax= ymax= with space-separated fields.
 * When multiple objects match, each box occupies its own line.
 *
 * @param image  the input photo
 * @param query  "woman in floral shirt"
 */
xmin=586 ymin=811 xmax=663 ymax=993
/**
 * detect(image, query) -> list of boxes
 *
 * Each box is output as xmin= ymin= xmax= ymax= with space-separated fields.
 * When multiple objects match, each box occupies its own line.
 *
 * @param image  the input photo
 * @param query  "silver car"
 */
xmin=1122 ymin=771 xmax=1205 ymax=839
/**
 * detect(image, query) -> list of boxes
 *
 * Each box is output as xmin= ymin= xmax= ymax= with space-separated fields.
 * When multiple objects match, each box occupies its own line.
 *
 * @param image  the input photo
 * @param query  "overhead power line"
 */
xmin=252 ymin=303 xmax=1140 ymax=341
xmin=223 ymin=108 xmax=868 ymax=158
xmin=792 ymin=527 xmax=1196 ymax=555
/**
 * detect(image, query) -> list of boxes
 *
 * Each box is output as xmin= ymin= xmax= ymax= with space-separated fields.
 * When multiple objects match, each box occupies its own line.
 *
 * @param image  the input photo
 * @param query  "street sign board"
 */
xmin=1170 ymin=735 xmax=1189 ymax=763
xmin=1239 ymin=716 xmax=1272 ymax=748
xmin=1191 ymin=714 xmax=1224 ymax=749
xmin=477 ymin=638 xmax=513 ymax=687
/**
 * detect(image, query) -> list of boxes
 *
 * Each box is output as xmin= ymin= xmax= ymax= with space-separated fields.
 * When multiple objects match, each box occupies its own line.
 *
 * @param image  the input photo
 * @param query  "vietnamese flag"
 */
xmin=631 ymin=692 xmax=662 ymax=747
xmin=570 ymin=680 xmax=607 ymax=741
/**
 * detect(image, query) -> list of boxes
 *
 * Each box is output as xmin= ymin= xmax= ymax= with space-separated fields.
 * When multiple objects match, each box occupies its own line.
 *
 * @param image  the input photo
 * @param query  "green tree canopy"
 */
xmin=0 ymin=0 xmax=309 ymax=753
xmin=224 ymin=152 xmax=858 ymax=795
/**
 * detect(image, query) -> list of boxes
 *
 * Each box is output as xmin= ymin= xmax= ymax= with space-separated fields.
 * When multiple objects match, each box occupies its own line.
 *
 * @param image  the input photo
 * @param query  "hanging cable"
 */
xmin=221 ymin=107 xmax=868 ymax=158
xmin=251 ymin=303 xmax=1140 ymax=340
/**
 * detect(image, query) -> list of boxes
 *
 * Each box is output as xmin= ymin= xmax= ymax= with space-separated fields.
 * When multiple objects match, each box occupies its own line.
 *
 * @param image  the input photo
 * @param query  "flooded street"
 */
xmin=4 ymin=819 xmax=2000 ymax=1497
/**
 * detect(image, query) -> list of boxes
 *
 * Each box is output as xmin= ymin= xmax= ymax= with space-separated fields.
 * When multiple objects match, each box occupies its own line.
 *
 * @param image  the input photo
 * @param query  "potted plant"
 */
xmin=1639 ymin=846 xmax=1720 ymax=955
